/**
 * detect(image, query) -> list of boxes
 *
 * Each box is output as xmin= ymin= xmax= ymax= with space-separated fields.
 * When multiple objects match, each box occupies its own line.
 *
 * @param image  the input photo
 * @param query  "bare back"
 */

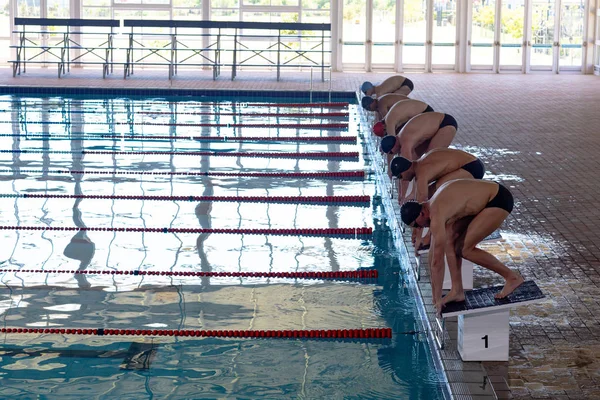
xmin=414 ymin=148 xmax=477 ymax=184
xmin=375 ymin=76 xmax=407 ymax=97
xmin=430 ymin=180 xmax=499 ymax=227
xmin=398 ymin=112 xmax=445 ymax=148
xmin=385 ymin=99 xmax=429 ymax=135
xmin=378 ymin=94 xmax=410 ymax=116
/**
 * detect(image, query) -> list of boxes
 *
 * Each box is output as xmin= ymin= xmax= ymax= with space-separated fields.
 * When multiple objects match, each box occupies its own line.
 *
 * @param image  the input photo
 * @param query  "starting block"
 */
xmin=415 ymin=230 xmax=503 ymax=290
xmin=440 ymin=281 xmax=545 ymax=361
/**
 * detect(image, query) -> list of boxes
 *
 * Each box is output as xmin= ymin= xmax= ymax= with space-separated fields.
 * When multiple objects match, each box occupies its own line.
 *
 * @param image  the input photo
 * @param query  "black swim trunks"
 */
xmin=460 ymin=158 xmax=485 ymax=179
xmin=439 ymin=113 xmax=458 ymax=130
xmin=402 ymin=78 xmax=414 ymax=91
xmin=485 ymin=183 xmax=514 ymax=213
xmin=423 ymin=105 xmax=434 ymax=113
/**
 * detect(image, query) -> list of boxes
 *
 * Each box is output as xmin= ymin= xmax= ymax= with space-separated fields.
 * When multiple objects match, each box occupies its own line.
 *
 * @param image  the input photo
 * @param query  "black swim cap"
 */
xmin=380 ymin=136 xmax=396 ymax=154
xmin=361 ymin=96 xmax=375 ymax=110
xmin=390 ymin=156 xmax=412 ymax=177
xmin=400 ymin=201 xmax=422 ymax=226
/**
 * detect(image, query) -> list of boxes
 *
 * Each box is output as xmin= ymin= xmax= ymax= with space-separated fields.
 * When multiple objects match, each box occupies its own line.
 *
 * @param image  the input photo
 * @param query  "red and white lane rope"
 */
xmin=0 ymin=226 xmax=373 ymax=238
xmin=3 ymin=169 xmax=365 ymax=179
xmin=0 ymin=327 xmax=392 ymax=339
xmin=10 ymin=194 xmax=371 ymax=206
xmin=8 ymin=134 xmax=357 ymax=143
xmin=3 ymin=150 xmax=360 ymax=160
xmin=0 ymin=269 xmax=378 ymax=280
xmin=15 ymin=121 xmax=349 ymax=129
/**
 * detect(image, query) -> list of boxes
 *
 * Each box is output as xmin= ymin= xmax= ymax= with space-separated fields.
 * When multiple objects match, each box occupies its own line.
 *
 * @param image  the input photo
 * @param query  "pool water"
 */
xmin=0 ymin=94 xmax=447 ymax=399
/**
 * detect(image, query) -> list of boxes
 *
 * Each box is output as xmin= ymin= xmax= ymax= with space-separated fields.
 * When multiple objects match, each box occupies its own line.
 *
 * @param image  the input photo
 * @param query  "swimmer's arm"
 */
xmin=429 ymin=219 xmax=446 ymax=309
xmin=398 ymin=141 xmax=418 ymax=163
xmin=379 ymin=103 xmax=389 ymax=118
xmin=415 ymin=176 xmax=430 ymax=203
xmin=385 ymin=119 xmax=395 ymax=138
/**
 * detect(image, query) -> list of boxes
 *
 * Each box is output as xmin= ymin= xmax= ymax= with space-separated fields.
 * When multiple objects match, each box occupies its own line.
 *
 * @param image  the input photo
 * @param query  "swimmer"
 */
xmin=361 ymin=93 xmax=410 ymax=119
xmin=372 ymin=99 xmax=434 ymax=138
xmin=390 ymin=148 xmax=484 ymax=202
xmin=361 ymin=75 xmax=414 ymax=97
xmin=400 ymin=179 xmax=524 ymax=314
xmin=380 ymin=112 xmax=458 ymax=198
xmin=390 ymin=148 xmax=485 ymax=253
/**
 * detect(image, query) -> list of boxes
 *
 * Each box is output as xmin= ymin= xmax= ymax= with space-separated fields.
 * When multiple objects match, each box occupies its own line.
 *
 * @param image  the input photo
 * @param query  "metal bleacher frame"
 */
xmin=11 ymin=18 xmax=120 ymax=79
xmin=10 ymin=18 xmax=332 ymax=82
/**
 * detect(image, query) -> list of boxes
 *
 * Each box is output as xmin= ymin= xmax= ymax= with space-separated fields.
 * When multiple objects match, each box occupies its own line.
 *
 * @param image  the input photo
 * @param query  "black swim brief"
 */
xmin=460 ymin=158 xmax=485 ymax=179
xmin=439 ymin=113 xmax=458 ymax=130
xmin=402 ymin=78 xmax=414 ymax=91
xmin=485 ymin=183 xmax=514 ymax=213
xmin=423 ymin=105 xmax=434 ymax=113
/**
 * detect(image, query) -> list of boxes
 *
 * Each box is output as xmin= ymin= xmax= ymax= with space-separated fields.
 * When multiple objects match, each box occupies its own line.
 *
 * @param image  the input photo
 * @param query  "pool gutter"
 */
xmin=355 ymin=93 xmax=453 ymax=400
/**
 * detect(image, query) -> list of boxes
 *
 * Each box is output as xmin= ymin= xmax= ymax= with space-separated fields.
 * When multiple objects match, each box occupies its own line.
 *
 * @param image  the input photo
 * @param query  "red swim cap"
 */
xmin=372 ymin=121 xmax=386 ymax=137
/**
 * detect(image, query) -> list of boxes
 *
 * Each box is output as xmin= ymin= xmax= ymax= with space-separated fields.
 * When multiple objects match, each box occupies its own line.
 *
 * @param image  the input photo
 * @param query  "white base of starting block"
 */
xmin=458 ymin=309 xmax=509 ymax=361
xmin=441 ymin=281 xmax=545 ymax=362
xmin=444 ymin=259 xmax=473 ymax=291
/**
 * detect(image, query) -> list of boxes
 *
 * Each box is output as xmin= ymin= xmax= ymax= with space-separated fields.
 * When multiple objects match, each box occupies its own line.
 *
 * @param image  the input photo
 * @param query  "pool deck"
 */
xmin=2 ymin=66 xmax=600 ymax=400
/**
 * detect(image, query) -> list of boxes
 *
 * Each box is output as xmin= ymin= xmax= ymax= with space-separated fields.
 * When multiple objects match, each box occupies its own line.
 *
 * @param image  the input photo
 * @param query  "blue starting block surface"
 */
xmin=441 ymin=280 xmax=545 ymax=318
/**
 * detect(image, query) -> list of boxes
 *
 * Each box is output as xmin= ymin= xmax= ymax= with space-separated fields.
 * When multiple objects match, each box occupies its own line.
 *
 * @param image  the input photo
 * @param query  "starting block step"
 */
xmin=416 ymin=230 xmax=502 ymax=290
xmin=440 ymin=281 xmax=545 ymax=361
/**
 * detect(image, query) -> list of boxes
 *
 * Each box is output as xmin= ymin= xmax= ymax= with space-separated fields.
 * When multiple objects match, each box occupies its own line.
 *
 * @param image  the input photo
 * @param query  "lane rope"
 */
xmin=0 ymin=269 xmax=378 ymax=280
xmin=9 ymin=193 xmax=371 ymax=206
xmin=9 ymin=110 xmax=349 ymax=117
xmin=2 ymin=101 xmax=350 ymax=108
xmin=10 ymin=121 xmax=348 ymax=129
xmin=2 ymin=169 xmax=366 ymax=179
xmin=11 ymin=134 xmax=357 ymax=143
xmin=0 ymin=327 xmax=392 ymax=339
xmin=0 ymin=226 xmax=373 ymax=238
xmin=3 ymin=149 xmax=360 ymax=160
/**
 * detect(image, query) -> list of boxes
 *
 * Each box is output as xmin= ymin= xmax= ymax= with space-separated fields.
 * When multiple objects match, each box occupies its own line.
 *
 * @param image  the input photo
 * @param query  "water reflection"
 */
xmin=64 ymin=100 xmax=94 ymax=289
xmin=0 ymin=96 xmax=447 ymax=399
xmin=196 ymin=101 xmax=214 ymax=287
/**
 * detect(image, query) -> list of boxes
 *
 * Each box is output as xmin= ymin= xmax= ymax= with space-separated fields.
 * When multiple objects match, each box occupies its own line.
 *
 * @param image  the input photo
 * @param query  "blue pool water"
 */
xmin=0 ymin=94 xmax=448 ymax=399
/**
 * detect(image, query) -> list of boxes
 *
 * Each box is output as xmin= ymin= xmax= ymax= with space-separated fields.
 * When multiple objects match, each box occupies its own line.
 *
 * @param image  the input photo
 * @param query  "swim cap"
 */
xmin=380 ymin=135 xmax=396 ymax=154
xmin=390 ymin=156 xmax=412 ymax=177
xmin=361 ymin=96 xmax=375 ymax=110
xmin=400 ymin=201 xmax=422 ymax=226
xmin=361 ymin=81 xmax=374 ymax=94
xmin=372 ymin=121 xmax=386 ymax=137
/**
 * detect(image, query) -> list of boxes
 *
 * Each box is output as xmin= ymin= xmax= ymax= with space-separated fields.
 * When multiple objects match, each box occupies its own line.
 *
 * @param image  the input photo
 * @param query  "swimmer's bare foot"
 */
xmin=442 ymin=290 xmax=465 ymax=306
xmin=434 ymin=301 xmax=444 ymax=317
xmin=495 ymin=273 xmax=525 ymax=299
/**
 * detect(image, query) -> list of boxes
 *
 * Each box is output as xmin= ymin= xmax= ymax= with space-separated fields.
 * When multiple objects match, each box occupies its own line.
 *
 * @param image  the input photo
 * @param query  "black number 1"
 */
xmin=481 ymin=335 xmax=489 ymax=348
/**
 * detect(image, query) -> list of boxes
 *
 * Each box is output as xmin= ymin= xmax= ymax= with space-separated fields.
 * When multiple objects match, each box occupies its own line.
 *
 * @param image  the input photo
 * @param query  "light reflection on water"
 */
xmin=0 ymin=95 xmax=446 ymax=399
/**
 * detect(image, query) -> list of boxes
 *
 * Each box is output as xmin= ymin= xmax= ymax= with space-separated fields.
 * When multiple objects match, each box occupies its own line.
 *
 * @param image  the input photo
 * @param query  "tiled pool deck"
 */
xmin=2 ymin=66 xmax=600 ymax=399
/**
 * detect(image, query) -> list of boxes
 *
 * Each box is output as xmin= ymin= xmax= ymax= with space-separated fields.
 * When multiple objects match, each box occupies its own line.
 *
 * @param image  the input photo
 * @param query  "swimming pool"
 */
xmin=0 ymin=92 xmax=448 ymax=399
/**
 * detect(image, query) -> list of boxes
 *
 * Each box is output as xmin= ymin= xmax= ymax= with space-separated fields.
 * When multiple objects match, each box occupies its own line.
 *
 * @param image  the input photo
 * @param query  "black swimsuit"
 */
xmin=460 ymin=158 xmax=485 ymax=179
xmin=439 ymin=113 xmax=458 ymax=130
xmin=485 ymin=183 xmax=514 ymax=213
xmin=402 ymin=78 xmax=414 ymax=91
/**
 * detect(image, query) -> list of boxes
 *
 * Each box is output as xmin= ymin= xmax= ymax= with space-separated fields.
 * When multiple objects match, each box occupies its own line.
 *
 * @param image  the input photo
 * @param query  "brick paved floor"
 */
xmin=3 ymin=66 xmax=600 ymax=399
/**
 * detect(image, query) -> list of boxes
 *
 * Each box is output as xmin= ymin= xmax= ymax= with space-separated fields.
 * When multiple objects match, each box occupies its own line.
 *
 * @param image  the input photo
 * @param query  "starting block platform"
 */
xmin=415 ymin=229 xmax=503 ymax=290
xmin=438 ymin=281 xmax=545 ymax=361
